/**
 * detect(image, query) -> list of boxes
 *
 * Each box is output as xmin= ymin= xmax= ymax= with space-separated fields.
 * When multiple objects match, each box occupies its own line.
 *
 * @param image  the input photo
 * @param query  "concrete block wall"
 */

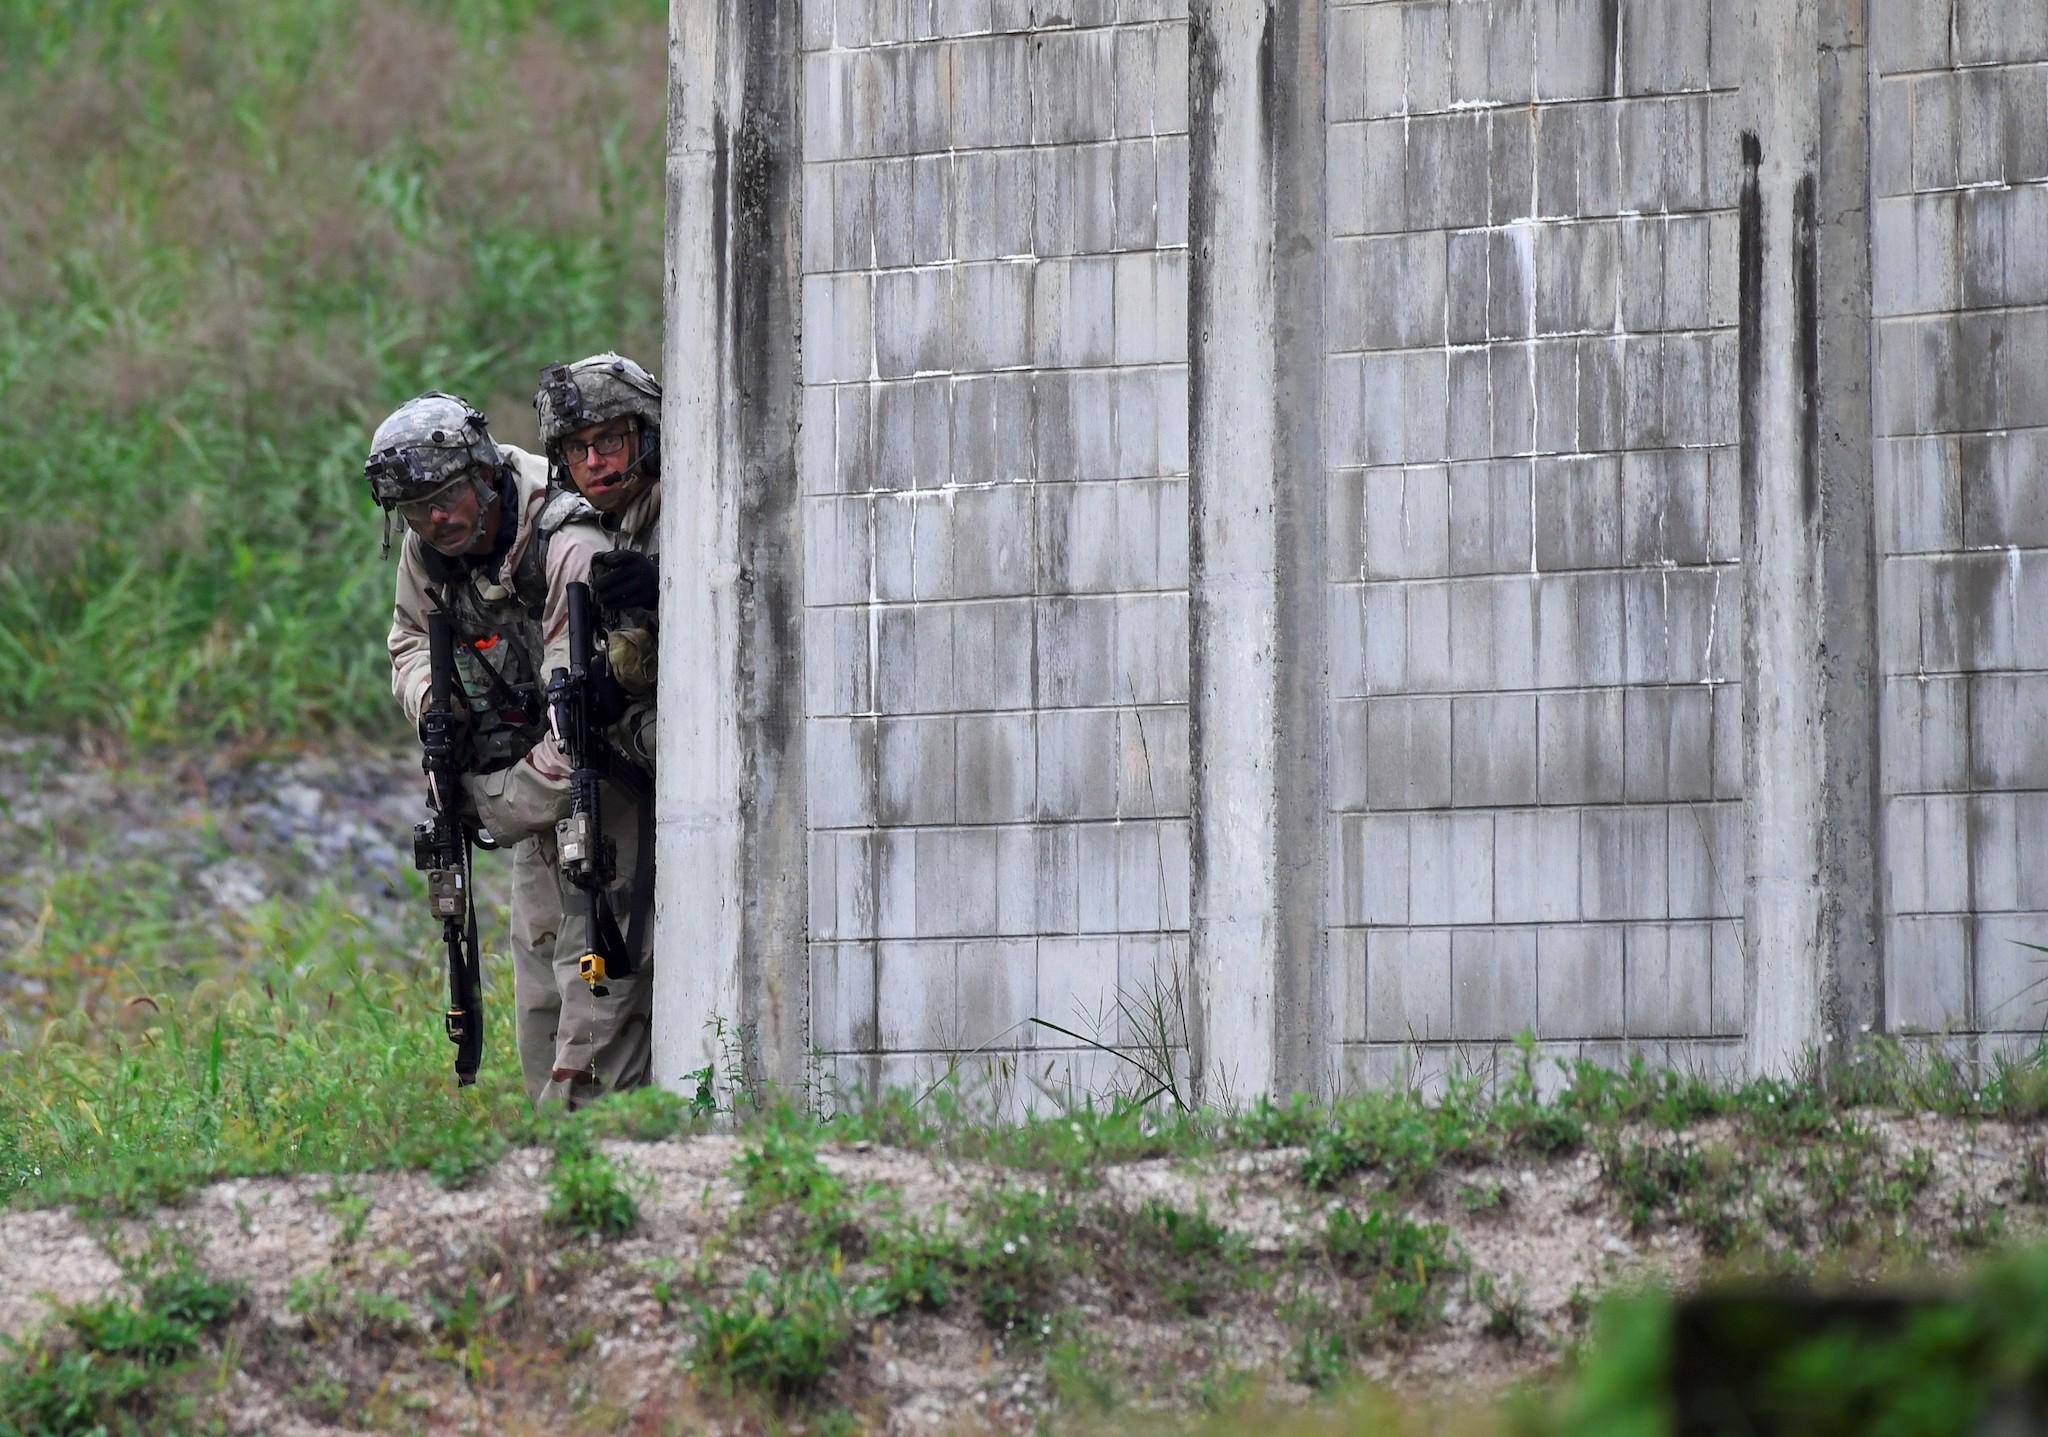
xmin=664 ymin=0 xmax=2042 ymax=1105
xmin=1324 ymin=0 xmax=1748 ymax=1087
xmin=1873 ymin=0 xmax=2048 ymax=1055
xmin=797 ymin=0 xmax=1194 ymax=1112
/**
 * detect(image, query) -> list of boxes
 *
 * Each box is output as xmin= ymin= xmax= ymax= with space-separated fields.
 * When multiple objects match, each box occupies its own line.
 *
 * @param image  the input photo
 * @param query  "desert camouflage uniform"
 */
xmin=531 ymin=355 xmax=665 ymax=1107
xmin=387 ymin=448 xmax=613 ymax=1102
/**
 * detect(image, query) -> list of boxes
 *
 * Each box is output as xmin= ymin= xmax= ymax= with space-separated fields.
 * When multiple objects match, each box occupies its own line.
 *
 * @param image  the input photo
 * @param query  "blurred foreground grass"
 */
xmin=0 ymin=0 xmax=665 ymax=745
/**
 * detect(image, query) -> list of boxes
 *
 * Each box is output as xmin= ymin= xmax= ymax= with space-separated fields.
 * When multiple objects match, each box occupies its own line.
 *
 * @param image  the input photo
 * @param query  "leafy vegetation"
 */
xmin=0 ymin=0 xmax=664 ymax=745
xmin=0 ymin=1239 xmax=240 ymax=1437
xmin=686 ymin=1266 xmax=878 ymax=1402
xmin=544 ymin=1128 xmax=645 ymax=1239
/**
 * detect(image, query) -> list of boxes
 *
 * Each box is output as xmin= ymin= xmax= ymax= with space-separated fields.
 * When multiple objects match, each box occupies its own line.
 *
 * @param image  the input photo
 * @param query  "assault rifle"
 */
xmin=549 ymin=580 xmax=634 ymax=996
xmin=416 ymin=611 xmax=484 ymax=1086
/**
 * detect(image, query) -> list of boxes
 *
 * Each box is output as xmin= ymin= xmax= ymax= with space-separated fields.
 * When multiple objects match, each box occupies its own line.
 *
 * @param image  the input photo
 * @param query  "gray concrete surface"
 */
xmin=659 ymin=0 xmax=2047 ymax=1106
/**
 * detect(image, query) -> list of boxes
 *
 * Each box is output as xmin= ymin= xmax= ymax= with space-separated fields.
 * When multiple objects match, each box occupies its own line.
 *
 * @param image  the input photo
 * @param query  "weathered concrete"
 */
xmin=656 ymin=0 xmax=809 ymax=1100
xmin=1737 ymin=0 xmax=1881 ymax=1077
xmin=656 ymin=0 xmax=2038 ymax=1101
xmin=1187 ymin=0 xmax=1329 ymax=1103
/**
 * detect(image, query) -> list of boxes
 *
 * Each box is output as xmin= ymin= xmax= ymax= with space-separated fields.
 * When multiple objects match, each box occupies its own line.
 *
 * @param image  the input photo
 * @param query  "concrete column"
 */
xmin=656 ymin=0 xmax=808 ymax=1101
xmin=1738 ymin=0 xmax=1880 ymax=1077
xmin=1187 ymin=0 xmax=1329 ymax=1103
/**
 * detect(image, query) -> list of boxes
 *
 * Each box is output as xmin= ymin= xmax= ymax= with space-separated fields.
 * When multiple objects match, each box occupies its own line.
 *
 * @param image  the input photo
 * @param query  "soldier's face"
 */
xmin=565 ymin=419 xmax=641 ymax=513
xmin=400 ymin=474 xmax=484 ymax=554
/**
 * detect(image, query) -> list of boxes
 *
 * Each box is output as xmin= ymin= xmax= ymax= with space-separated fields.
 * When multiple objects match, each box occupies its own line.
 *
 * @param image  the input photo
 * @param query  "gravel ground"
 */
xmin=1 ymin=1117 xmax=2042 ymax=1434
xmin=0 ymin=733 xmax=473 ymax=1043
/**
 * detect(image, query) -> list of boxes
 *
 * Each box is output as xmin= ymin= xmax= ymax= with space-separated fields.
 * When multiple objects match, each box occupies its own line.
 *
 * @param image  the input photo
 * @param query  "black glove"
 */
xmin=589 ymin=549 xmax=658 ymax=612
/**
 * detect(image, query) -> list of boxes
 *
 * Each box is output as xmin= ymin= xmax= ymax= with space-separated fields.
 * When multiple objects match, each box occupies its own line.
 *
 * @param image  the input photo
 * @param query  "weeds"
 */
xmin=1045 ymin=1327 xmax=1120 ymax=1413
xmin=960 ymin=1187 xmax=1075 ymax=1336
xmin=731 ymin=1110 xmax=868 ymax=1257
xmin=1322 ymin=1202 xmax=1464 ymax=1333
xmin=1472 ymin=1272 xmax=1533 ymax=1342
xmin=0 ymin=0 xmax=665 ymax=746
xmin=425 ymin=1278 xmax=515 ymax=1388
xmin=0 ymin=1239 xmax=240 ymax=1436
xmin=1129 ymin=1197 xmax=1250 ymax=1316
xmin=1599 ymin=1136 xmax=1711 ymax=1235
xmin=686 ymin=1267 xmax=877 ymax=1401
xmin=1 ymin=915 xmax=546 ymax=1212
xmin=2020 ymin=1146 xmax=2048 ymax=1206
xmin=544 ymin=1130 xmax=643 ymax=1239
xmin=866 ymin=1213 xmax=965 ymax=1315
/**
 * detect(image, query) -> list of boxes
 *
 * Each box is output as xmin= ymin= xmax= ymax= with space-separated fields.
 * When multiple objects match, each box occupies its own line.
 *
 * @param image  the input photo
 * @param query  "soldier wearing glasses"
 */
xmin=522 ymin=353 xmax=668 ymax=1102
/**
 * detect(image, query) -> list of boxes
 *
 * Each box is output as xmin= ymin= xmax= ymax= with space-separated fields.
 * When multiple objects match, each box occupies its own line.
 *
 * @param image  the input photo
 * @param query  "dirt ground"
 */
xmin=4 ymin=1111 xmax=2043 ymax=1436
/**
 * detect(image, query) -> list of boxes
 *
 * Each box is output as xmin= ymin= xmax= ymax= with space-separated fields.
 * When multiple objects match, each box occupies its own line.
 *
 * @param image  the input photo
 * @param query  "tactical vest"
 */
xmin=417 ymin=487 xmax=597 ymax=772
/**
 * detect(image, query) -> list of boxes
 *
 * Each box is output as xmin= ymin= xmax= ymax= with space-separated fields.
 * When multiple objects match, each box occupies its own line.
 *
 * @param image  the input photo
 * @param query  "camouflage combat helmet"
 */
xmin=363 ymin=392 xmax=506 ymax=557
xmin=533 ymin=353 xmax=662 ymax=492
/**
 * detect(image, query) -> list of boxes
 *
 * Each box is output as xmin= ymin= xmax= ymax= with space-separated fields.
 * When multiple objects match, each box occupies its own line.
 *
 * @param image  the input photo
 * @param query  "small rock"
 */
xmin=197 ymin=858 xmax=268 ymax=911
xmin=274 ymin=782 xmax=325 ymax=821
xmin=1601 ymin=1235 xmax=1634 ymax=1258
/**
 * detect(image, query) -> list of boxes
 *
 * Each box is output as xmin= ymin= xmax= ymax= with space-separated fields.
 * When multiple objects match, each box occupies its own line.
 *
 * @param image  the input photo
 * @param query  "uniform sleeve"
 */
xmin=541 ymin=521 xmax=615 ymax=683
xmin=386 ymin=543 xmax=435 ymax=728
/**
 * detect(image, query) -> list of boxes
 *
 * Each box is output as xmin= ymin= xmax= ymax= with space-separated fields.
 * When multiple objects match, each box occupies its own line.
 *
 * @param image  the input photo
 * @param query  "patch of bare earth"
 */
xmin=6 ymin=1112 xmax=2046 ymax=1434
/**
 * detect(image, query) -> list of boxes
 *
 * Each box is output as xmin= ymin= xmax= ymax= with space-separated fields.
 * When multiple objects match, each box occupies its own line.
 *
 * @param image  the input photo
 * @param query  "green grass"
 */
xmin=544 ymin=1129 xmax=645 ymax=1239
xmin=685 ymin=1267 xmax=880 ymax=1402
xmin=0 ymin=0 xmax=664 ymax=746
xmin=0 ymin=1238 xmax=241 ymax=1437
xmin=0 ymin=868 xmax=702 ymax=1211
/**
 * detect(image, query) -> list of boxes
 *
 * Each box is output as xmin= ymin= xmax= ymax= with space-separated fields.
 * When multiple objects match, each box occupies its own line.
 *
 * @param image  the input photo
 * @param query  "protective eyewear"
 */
xmin=393 ymin=473 xmax=473 ymax=522
xmin=560 ymin=428 xmax=631 ymax=464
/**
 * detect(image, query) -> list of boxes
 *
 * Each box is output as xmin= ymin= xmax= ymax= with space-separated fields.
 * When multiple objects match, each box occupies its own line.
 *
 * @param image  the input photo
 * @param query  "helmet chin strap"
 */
xmin=445 ymin=470 xmax=501 ymax=557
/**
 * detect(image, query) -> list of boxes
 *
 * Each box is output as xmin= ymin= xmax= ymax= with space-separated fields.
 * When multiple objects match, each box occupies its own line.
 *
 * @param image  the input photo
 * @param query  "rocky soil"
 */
xmin=2 ymin=1115 xmax=2043 ymax=1435
xmin=0 ymin=734 xmax=447 ymax=1043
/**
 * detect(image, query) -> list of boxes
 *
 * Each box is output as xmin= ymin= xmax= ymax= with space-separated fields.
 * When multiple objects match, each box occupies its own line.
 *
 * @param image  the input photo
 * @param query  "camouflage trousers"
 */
xmin=538 ymin=775 xmax=653 ymax=1110
xmin=507 ymin=832 xmax=567 ymax=1104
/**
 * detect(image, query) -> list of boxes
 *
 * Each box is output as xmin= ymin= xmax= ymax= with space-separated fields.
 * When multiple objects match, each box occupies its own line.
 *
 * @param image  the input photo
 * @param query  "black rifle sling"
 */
xmin=462 ymin=633 xmax=533 ymax=718
xmin=604 ymin=759 xmax=656 ymax=967
xmin=463 ymin=835 xmax=483 ymax=1034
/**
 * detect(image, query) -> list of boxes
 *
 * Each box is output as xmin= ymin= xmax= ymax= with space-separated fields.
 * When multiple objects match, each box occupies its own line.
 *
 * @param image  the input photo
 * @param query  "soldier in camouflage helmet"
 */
xmin=535 ymin=353 xmax=663 ymax=745
xmin=367 ymin=391 xmax=645 ymax=1106
xmin=529 ymin=354 xmax=664 ymax=1105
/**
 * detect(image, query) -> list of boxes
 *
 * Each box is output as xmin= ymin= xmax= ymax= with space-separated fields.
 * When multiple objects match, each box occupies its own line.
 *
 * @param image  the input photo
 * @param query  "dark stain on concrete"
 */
xmin=712 ymin=108 xmax=729 ymax=355
xmin=1256 ymin=2 xmax=1276 ymax=133
xmin=1600 ymin=0 xmax=1622 ymax=96
xmin=1737 ymin=130 xmax=1763 ymax=548
xmin=1794 ymin=172 xmax=1819 ymax=525
xmin=731 ymin=0 xmax=807 ymax=1089
xmin=1185 ymin=5 xmax=1218 ymax=1077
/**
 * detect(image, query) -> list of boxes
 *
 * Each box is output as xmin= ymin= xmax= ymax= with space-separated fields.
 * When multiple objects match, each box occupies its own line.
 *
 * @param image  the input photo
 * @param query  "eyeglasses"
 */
xmin=393 ymin=474 xmax=471 ymax=522
xmin=560 ymin=428 xmax=630 ymax=464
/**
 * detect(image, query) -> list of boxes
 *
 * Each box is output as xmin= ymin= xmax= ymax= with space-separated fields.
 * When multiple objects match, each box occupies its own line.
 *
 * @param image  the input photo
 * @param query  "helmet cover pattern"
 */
xmin=364 ymin=392 xmax=504 ymax=508
xmin=534 ymin=353 xmax=662 ymax=446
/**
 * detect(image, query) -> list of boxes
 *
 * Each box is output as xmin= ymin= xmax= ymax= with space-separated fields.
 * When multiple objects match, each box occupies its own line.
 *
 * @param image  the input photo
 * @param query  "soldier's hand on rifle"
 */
xmin=419 ymin=702 xmax=478 ymax=773
xmin=589 ymin=548 xmax=658 ymax=612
